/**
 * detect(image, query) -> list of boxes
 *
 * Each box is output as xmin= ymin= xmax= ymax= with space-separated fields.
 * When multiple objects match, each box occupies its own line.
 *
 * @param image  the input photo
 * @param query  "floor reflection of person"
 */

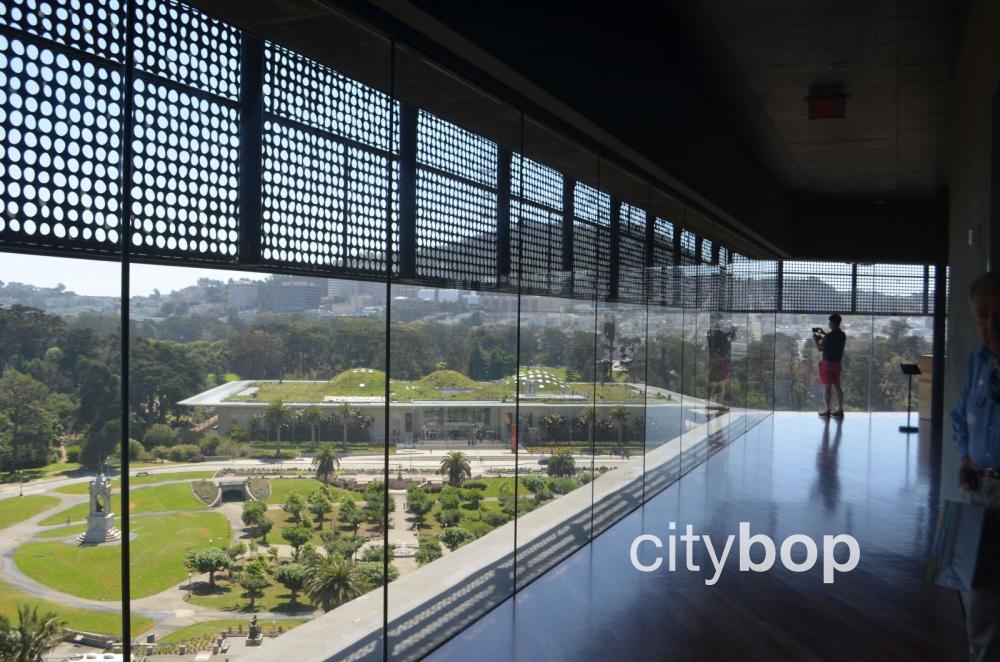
xmin=706 ymin=314 xmax=737 ymax=445
xmin=812 ymin=417 xmax=842 ymax=514
xmin=951 ymin=271 xmax=1000 ymax=662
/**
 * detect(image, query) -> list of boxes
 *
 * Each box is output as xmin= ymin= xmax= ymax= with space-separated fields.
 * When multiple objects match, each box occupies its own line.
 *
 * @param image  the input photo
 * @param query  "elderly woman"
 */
xmin=951 ymin=271 xmax=1000 ymax=661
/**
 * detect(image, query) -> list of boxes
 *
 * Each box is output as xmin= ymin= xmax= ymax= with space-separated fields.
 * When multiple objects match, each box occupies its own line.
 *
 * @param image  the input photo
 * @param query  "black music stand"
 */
xmin=899 ymin=363 xmax=921 ymax=433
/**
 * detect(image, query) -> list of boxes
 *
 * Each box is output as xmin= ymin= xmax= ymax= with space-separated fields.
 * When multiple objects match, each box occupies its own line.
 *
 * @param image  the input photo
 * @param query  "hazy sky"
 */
xmin=0 ymin=253 xmax=267 ymax=297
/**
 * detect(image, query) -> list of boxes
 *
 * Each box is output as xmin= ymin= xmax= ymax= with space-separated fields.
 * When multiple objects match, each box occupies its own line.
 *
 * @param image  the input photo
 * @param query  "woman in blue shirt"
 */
xmin=951 ymin=271 xmax=1000 ymax=661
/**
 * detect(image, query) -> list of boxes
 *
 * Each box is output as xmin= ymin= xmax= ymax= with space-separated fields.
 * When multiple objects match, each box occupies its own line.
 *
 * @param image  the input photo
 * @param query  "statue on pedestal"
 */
xmin=77 ymin=470 xmax=121 ymax=545
xmin=246 ymin=615 xmax=263 ymax=646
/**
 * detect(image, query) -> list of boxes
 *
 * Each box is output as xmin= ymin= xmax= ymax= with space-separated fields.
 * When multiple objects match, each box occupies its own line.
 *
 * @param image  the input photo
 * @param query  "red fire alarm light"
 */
xmin=807 ymin=94 xmax=848 ymax=120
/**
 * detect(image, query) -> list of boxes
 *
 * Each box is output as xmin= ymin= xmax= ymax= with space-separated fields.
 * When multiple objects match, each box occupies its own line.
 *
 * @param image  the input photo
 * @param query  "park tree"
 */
xmin=361 ymin=544 xmax=394 ymax=563
xmin=321 ymin=533 xmax=364 ymax=561
xmin=415 ymin=537 xmax=442 ymax=565
xmin=441 ymin=527 xmax=475 ymax=551
xmin=0 ymin=370 xmax=59 ymax=470
xmin=338 ymin=499 xmax=363 ymax=535
xmin=0 ymin=604 xmax=64 ymax=662
xmin=74 ymin=358 xmax=120 ymax=432
xmin=275 ymin=562 xmax=309 ymax=604
xmin=304 ymin=555 xmax=370 ymax=612
xmin=281 ymin=526 xmax=312 ymax=561
xmin=282 ymin=490 xmax=306 ymax=525
xmin=237 ymin=572 xmax=268 ymax=610
xmin=546 ymin=451 xmax=577 ymax=477
xmin=299 ymin=406 xmax=324 ymax=450
xmin=522 ymin=476 xmax=549 ymax=504
xmin=308 ymin=488 xmax=334 ymax=529
xmin=184 ymin=547 xmax=233 ymax=587
xmin=607 ymin=406 xmax=631 ymax=456
xmin=439 ymin=451 xmax=471 ymax=487
xmin=405 ymin=486 xmax=433 ymax=529
xmin=242 ymin=500 xmax=272 ymax=544
xmin=312 ymin=444 xmax=340 ymax=484
xmin=336 ymin=402 xmax=359 ymax=450
xmin=82 ymin=419 xmax=120 ymax=469
xmin=263 ymin=400 xmax=293 ymax=457
xmin=228 ymin=330 xmax=285 ymax=381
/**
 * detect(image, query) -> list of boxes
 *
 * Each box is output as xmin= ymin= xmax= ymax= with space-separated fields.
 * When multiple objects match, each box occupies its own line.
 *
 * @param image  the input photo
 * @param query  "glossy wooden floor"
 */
xmin=427 ymin=413 xmax=967 ymax=661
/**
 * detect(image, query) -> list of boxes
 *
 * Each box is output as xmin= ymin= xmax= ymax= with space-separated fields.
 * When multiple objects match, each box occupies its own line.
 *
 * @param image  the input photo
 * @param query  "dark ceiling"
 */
xmin=189 ymin=0 xmax=968 ymax=262
xmin=407 ymin=0 xmax=967 ymax=259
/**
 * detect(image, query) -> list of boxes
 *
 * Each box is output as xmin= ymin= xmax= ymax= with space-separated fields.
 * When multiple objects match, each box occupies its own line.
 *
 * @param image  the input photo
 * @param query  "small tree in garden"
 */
xmin=439 ymin=451 xmax=472 ymax=487
xmin=405 ymin=486 xmax=433 ymax=529
xmin=282 ymin=490 xmax=306 ymax=525
xmin=338 ymin=499 xmax=363 ymax=535
xmin=313 ymin=444 xmax=340 ymax=484
xmin=308 ymin=488 xmax=334 ymax=529
xmin=238 ymin=573 xmax=268 ymax=609
xmin=281 ymin=526 xmax=312 ymax=561
xmin=441 ymin=527 xmax=475 ymax=551
xmin=184 ymin=547 xmax=233 ymax=588
xmin=275 ymin=562 xmax=309 ymax=604
xmin=415 ymin=536 xmax=442 ymax=565
xmin=546 ymin=451 xmax=577 ymax=477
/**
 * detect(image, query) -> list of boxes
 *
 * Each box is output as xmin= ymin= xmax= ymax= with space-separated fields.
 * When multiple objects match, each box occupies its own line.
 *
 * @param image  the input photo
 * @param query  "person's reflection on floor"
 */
xmin=812 ymin=416 xmax=843 ymax=514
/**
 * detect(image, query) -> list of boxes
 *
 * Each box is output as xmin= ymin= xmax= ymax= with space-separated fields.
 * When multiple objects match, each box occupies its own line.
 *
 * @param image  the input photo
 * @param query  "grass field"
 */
xmin=0 ymin=580 xmax=152 ymax=635
xmin=17 ymin=511 xmax=230 ymax=600
xmin=159 ymin=618 xmax=309 ymax=645
xmin=39 ymin=483 xmax=205 ymax=525
xmin=263 ymin=478 xmax=362 ymax=506
xmin=227 ymin=368 xmax=645 ymax=404
xmin=0 ymin=495 xmax=61 ymax=530
xmin=186 ymin=572 xmax=318 ymax=614
xmin=54 ymin=471 xmax=216 ymax=495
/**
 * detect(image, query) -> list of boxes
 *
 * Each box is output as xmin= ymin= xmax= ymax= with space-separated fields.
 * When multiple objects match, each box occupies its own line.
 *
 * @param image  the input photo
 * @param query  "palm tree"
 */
xmin=546 ymin=451 xmax=577 ymax=478
xmin=608 ymin=406 xmax=630 ymax=456
xmin=313 ymin=444 xmax=340 ymax=485
xmin=439 ymin=451 xmax=472 ymax=487
xmin=0 ymin=605 xmax=64 ymax=662
xmin=300 ymin=405 xmax=324 ymax=451
xmin=304 ymin=556 xmax=370 ymax=612
xmin=337 ymin=402 xmax=359 ymax=451
xmin=263 ymin=400 xmax=293 ymax=458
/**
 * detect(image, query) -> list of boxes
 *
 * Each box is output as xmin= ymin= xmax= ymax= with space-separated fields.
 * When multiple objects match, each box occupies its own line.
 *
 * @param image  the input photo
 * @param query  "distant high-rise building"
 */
xmin=268 ymin=280 xmax=325 ymax=313
xmin=227 ymin=279 xmax=260 ymax=310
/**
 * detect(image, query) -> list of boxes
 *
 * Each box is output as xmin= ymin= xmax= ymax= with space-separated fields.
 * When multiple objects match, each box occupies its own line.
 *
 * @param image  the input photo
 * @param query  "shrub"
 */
xmin=462 ymin=480 xmax=487 ymax=490
xmin=415 ymin=537 xmax=442 ymax=565
xmin=484 ymin=510 xmax=510 ymax=527
xmin=462 ymin=520 xmax=491 ymax=538
xmin=441 ymin=527 xmax=476 ymax=551
xmin=198 ymin=435 xmax=223 ymax=456
xmin=65 ymin=445 xmax=82 ymax=463
xmin=356 ymin=561 xmax=400 ymax=586
xmin=361 ymin=545 xmax=394 ymax=563
xmin=438 ymin=508 xmax=461 ymax=528
xmin=548 ymin=477 xmax=579 ymax=495
xmin=167 ymin=444 xmax=202 ymax=462
xmin=142 ymin=423 xmax=177 ymax=449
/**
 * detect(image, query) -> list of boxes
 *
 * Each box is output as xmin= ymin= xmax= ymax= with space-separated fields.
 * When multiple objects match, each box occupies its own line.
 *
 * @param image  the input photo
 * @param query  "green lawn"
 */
xmin=466 ymin=477 xmax=530 ymax=498
xmin=264 ymin=478 xmax=362 ymax=506
xmin=0 ymin=580 xmax=152 ymax=636
xmin=39 ymin=483 xmax=205 ymax=525
xmin=159 ymin=618 xmax=308 ymax=645
xmin=226 ymin=367 xmax=645 ymax=405
xmin=54 ymin=471 xmax=216 ymax=495
xmin=17 ymin=512 xmax=230 ymax=600
xmin=0 ymin=495 xmax=61 ymax=530
xmin=186 ymin=571 xmax=318 ymax=614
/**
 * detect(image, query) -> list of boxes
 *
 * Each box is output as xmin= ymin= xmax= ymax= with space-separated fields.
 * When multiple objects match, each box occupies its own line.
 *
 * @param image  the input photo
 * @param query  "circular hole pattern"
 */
xmin=265 ymin=44 xmax=394 ymax=153
xmin=133 ymin=0 xmax=239 ymax=101
xmin=415 ymin=169 xmax=496 ymax=281
xmin=0 ymin=33 xmax=123 ymax=246
xmin=0 ymin=0 xmax=125 ymax=63
xmin=130 ymin=79 xmax=239 ymax=256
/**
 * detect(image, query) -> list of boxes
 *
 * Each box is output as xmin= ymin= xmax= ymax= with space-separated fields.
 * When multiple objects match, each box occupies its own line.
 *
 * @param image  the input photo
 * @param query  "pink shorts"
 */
xmin=818 ymin=359 xmax=842 ymax=385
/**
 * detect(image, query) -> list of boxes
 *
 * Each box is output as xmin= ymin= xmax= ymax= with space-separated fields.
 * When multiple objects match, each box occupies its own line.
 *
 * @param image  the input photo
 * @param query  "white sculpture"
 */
xmin=78 ymin=471 xmax=122 ymax=544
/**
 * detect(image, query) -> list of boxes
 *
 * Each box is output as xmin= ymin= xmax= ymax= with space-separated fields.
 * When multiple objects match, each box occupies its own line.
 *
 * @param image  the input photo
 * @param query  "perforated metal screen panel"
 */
xmin=0 ymin=29 xmax=124 ymax=251
xmin=511 ymin=154 xmax=562 ymax=295
xmin=0 ymin=0 xmax=946 ymax=320
xmin=618 ymin=202 xmax=646 ymax=303
xmin=0 ymin=0 xmax=126 ymax=62
xmin=265 ymin=43 xmax=395 ymax=153
xmin=262 ymin=42 xmax=396 ymax=275
xmin=130 ymin=78 xmax=239 ymax=257
xmin=573 ymin=182 xmax=610 ymax=299
xmin=856 ymin=264 xmax=927 ymax=314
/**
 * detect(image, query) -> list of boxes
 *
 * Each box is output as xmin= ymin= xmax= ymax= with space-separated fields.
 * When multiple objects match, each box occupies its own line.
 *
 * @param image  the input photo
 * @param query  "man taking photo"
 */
xmin=813 ymin=314 xmax=846 ymax=418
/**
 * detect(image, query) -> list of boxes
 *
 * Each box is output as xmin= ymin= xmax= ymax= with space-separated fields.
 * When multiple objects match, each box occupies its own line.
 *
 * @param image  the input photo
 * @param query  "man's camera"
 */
xmin=811 ymin=327 xmax=826 ymax=336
